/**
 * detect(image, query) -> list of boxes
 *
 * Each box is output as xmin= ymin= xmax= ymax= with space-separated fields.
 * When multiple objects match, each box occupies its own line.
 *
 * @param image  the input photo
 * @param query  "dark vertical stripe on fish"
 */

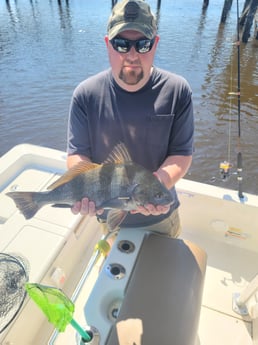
xmin=98 ymin=163 xmax=115 ymax=200
xmin=124 ymin=162 xmax=138 ymax=183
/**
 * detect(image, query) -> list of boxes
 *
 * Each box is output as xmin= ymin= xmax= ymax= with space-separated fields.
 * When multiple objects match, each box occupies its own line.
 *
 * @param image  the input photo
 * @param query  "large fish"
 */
xmin=6 ymin=143 xmax=173 ymax=231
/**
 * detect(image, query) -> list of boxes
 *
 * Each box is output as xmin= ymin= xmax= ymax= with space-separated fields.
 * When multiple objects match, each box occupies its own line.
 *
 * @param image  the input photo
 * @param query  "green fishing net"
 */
xmin=25 ymin=283 xmax=74 ymax=332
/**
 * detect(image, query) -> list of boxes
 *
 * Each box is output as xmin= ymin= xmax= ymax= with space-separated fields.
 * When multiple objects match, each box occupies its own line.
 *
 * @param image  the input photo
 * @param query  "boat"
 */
xmin=0 ymin=143 xmax=258 ymax=345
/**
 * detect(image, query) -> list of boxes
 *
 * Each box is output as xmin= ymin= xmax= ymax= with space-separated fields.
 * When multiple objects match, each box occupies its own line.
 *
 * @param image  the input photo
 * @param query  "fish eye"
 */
xmin=155 ymin=192 xmax=163 ymax=199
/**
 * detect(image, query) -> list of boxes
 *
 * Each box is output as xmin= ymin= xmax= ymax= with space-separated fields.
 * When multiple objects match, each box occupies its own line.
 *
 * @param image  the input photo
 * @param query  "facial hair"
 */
xmin=119 ymin=65 xmax=144 ymax=85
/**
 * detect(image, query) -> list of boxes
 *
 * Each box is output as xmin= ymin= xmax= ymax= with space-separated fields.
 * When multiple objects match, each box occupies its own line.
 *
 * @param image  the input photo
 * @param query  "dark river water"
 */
xmin=1 ymin=0 xmax=258 ymax=194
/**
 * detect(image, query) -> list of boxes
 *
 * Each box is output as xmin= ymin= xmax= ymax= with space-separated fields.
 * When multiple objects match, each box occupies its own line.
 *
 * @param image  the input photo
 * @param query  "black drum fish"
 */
xmin=6 ymin=143 xmax=173 ymax=231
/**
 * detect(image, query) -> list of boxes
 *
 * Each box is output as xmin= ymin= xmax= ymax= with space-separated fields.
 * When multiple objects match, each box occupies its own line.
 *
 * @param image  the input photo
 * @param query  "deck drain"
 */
xmin=107 ymin=299 xmax=122 ymax=322
xmin=105 ymin=263 xmax=126 ymax=280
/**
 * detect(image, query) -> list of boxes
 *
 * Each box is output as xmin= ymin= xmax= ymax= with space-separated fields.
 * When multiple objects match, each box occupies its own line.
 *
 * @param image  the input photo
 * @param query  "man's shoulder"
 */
xmin=154 ymin=67 xmax=189 ymax=84
xmin=74 ymin=69 xmax=111 ymax=93
xmin=153 ymin=67 xmax=192 ymax=93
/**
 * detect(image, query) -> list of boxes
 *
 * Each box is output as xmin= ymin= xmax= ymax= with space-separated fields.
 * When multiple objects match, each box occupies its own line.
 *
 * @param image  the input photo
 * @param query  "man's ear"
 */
xmin=104 ymin=35 xmax=109 ymax=47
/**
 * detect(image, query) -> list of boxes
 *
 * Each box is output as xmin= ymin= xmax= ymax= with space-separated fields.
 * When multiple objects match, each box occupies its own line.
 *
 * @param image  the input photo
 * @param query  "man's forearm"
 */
xmin=155 ymin=155 xmax=192 ymax=189
xmin=67 ymin=154 xmax=91 ymax=169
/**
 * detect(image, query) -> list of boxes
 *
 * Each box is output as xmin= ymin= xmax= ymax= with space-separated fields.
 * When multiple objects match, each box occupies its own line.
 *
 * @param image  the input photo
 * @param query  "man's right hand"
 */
xmin=71 ymin=197 xmax=104 ymax=216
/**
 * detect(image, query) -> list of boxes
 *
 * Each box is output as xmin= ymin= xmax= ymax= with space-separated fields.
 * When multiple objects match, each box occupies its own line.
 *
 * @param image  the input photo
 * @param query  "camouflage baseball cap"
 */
xmin=107 ymin=0 xmax=157 ymax=40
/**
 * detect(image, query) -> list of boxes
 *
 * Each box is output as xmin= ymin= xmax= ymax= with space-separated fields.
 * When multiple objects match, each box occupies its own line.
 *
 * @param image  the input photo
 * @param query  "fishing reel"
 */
xmin=219 ymin=154 xmax=244 ymax=199
xmin=219 ymin=161 xmax=233 ymax=181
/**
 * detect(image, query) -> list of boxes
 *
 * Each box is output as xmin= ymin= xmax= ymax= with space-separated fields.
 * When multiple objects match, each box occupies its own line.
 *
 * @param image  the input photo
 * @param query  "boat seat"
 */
xmin=106 ymin=234 xmax=207 ymax=345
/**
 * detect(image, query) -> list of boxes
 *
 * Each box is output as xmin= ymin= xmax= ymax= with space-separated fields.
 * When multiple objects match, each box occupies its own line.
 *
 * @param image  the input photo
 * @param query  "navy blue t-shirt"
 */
xmin=67 ymin=67 xmax=194 ymax=227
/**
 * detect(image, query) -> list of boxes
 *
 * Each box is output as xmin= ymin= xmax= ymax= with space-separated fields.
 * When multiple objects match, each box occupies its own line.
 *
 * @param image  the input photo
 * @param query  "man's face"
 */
xmin=105 ymin=30 xmax=159 ymax=92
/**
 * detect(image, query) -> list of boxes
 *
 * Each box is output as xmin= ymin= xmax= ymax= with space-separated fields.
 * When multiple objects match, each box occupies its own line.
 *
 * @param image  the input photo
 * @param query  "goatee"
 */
xmin=119 ymin=68 xmax=144 ymax=86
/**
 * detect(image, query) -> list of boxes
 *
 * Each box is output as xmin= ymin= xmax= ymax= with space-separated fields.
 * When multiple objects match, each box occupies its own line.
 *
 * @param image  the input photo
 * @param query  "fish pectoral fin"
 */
xmin=106 ymin=209 xmax=128 ymax=232
xmin=47 ymin=161 xmax=100 ymax=190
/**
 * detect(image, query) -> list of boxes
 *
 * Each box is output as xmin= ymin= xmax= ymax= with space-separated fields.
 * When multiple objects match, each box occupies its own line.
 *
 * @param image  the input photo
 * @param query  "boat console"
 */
xmin=101 ymin=232 xmax=207 ymax=345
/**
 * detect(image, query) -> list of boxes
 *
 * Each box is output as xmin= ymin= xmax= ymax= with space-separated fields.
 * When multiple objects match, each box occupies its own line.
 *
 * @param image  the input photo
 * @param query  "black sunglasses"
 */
xmin=110 ymin=37 xmax=155 ymax=54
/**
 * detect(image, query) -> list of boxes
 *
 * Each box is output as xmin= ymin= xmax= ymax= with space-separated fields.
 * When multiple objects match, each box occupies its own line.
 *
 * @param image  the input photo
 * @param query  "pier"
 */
xmin=5 ymin=0 xmax=258 ymax=43
xmin=204 ymin=0 xmax=258 ymax=43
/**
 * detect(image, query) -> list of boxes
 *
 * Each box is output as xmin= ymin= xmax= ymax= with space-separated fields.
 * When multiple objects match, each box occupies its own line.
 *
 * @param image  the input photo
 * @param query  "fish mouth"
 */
xmin=162 ymin=200 xmax=174 ymax=207
xmin=136 ymin=200 xmax=174 ymax=208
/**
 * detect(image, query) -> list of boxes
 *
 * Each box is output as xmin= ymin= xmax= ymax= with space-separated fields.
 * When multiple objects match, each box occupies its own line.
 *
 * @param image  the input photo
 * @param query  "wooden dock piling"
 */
xmin=239 ymin=0 xmax=258 ymax=42
xmin=201 ymin=0 xmax=257 ymax=42
xmin=255 ymin=10 xmax=258 ymax=39
xmin=221 ymin=0 xmax=233 ymax=23
xmin=203 ymin=0 xmax=209 ymax=9
xmin=112 ymin=0 xmax=118 ymax=7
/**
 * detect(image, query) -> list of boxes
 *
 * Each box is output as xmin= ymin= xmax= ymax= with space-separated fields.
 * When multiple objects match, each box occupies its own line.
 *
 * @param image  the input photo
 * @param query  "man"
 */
xmin=67 ymin=0 xmax=194 ymax=238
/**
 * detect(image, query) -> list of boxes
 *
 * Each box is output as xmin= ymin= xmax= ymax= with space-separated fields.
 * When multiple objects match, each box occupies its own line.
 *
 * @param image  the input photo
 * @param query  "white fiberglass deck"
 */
xmin=0 ymin=144 xmax=102 ymax=344
xmin=179 ymin=180 xmax=258 ymax=345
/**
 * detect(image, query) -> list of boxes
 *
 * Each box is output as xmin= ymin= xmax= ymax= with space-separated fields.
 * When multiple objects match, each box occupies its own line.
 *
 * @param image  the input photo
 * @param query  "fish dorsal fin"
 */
xmin=103 ymin=143 xmax=132 ymax=164
xmin=47 ymin=161 xmax=100 ymax=190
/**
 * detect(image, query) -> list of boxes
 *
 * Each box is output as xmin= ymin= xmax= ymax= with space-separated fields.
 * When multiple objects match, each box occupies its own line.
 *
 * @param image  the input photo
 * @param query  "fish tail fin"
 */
xmin=6 ymin=191 xmax=43 ymax=219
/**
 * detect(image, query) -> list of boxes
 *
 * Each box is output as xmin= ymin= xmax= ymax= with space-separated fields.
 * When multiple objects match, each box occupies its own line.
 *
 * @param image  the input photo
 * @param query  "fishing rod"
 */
xmin=236 ymin=0 xmax=244 ymax=199
xmin=220 ymin=0 xmax=244 ymax=199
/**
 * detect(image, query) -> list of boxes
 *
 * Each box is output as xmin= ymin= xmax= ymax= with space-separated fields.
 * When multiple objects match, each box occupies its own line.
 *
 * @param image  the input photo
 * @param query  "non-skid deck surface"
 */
xmin=182 ymin=230 xmax=255 ymax=345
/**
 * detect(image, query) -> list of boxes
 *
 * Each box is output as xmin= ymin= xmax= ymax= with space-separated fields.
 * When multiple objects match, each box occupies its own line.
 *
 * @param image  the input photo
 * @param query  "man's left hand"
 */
xmin=130 ymin=204 xmax=170 ymax=216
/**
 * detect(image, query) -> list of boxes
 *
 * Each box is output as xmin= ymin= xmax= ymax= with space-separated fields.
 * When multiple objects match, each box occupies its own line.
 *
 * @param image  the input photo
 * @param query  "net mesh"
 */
xmin=25 ymin=283 xmax=74 ymax=332
xmin=0 ymin=253 xmax=29 ymax=333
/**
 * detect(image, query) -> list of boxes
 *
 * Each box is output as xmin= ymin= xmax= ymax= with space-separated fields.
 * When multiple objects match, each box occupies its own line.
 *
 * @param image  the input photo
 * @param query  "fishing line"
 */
xmin=220 ymin=42 xmax=234 ymax=181
xmin=220 ymin=0 xmax=244 ymax=199
xmin=219 ymin=20 xmax=235 ymax=182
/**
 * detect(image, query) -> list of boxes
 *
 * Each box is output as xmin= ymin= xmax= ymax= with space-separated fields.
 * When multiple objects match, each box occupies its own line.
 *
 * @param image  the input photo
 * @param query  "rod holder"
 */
xmin=76 ymin=326 xmax=100 ymax=345
xmin=233 ymin=274 xmax=258 ymax=316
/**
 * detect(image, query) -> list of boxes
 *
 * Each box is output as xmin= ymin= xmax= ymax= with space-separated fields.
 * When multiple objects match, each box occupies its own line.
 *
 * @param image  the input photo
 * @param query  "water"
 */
xmin=1 ymin=0 xmax=258 ymax=194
